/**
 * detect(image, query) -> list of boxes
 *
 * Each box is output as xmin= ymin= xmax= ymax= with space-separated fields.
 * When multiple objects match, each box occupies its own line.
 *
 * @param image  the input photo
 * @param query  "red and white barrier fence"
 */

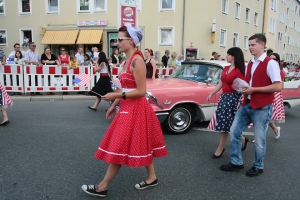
xmin=0 ymin=64 xmax=174 ymax=95
xmin=0 ymin=64 xmax=24 ymax=93
xmin=23 ymin=65 xmax=91 ymax=93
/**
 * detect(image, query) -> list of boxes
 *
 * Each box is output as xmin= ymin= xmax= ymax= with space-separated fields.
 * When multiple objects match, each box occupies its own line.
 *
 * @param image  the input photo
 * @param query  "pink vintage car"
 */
xmin=112 ymin=60 xmax=300 ymax=135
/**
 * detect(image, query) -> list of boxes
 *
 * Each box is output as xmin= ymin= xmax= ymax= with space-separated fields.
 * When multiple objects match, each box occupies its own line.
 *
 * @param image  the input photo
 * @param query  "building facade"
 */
xmin=0 ymin=0 xmax=268 ymax=63
xmin=264 ymin=0 xmax=300 ymax=63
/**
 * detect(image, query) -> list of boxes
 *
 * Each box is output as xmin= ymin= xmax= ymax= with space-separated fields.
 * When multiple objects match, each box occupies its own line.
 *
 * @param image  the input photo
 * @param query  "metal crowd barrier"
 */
xmin=0 ymin=64 xmax=174 ymax=95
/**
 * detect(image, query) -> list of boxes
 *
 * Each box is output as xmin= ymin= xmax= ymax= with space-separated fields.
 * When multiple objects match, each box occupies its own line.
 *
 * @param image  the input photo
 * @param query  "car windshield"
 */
xmin=170 ymin=63 xmax=223 ymax=85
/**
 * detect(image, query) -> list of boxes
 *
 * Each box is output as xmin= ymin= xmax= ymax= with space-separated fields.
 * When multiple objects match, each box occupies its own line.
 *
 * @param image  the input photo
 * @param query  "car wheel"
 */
xmin=162 ymin=105 xmax=195 ymax=135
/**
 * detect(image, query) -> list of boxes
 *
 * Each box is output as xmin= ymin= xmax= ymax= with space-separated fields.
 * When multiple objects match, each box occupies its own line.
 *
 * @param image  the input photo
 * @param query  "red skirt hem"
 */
xmin=94 ymin=147 xmax=168 ymax=167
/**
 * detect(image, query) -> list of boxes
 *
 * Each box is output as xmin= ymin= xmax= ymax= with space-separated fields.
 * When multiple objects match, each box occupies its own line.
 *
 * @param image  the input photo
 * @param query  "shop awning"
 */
xmin=76 ymin=30 xmax=103 ymax=44
xmin=41 ymin=30 xmax=79 ymax=44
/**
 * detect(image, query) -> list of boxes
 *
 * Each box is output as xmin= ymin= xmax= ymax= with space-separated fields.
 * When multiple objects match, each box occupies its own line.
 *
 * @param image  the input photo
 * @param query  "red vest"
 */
xmin=242 ymin=56 xmax=274 ymax=108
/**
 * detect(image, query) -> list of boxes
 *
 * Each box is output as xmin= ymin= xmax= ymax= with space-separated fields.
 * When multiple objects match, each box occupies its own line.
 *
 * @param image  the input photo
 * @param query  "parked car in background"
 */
xmin=112 ymin=60 xmax=300 ymax=135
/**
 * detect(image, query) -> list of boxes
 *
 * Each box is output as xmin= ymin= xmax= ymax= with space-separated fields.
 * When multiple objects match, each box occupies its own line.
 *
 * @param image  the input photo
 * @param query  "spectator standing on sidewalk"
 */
xmin=83 ymin=54 xmax=92 ymax=66
xmin=41 ymin=47 xmax=58 ymax=95
xmin=85 ymin=48 xmax=93 ymax=59
xmin=41 ymin=47 xmax=58 ymax=65
xmin=167 ymin=52 xmax=178 ymax=69
xmin=111 ymin=48 xmax=121 ymax=67
xmin=0 ymin=48 xmax=6 ymax=65
xmin=57 ymin=47 xmax=70 ymax=95
xmin=220 ymin=34 xmax=282 ymax=177
xmin=144 ymin=48 xmax=158 ymax=79
xmin=161 ymin=50 xmax=170 ymax=67
xmin=75 ymin=47 xmax=84 ymax=66
xmin=210 ymin=51 xmax=218 ymax=60
xmin=24 ymin=42 xmax=43 ymax=96
xmin=185 ymin=54 xmax=193 ymax=62
xmin=176 ymin=55 xmax=184 ymax=66
xmin=7 ymin=43 xmax=25 ymax=61
xmin=14 ymin=50 xmax=24 ymax=64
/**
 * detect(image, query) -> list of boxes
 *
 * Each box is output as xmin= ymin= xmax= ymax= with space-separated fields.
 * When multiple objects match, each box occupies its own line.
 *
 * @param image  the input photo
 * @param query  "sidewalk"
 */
xmin=10 ymin=93 xmax=95 ymax=102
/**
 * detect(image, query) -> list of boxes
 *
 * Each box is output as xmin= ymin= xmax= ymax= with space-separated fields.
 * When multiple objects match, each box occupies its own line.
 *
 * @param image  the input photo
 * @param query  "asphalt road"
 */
xmin=0 ymin=100 xmax=300 ymax=200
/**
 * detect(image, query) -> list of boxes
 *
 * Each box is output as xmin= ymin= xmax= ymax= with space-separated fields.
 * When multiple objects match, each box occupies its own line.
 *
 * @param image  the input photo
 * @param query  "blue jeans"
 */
xmin=229 ymin=103 xmax=272 ymax=169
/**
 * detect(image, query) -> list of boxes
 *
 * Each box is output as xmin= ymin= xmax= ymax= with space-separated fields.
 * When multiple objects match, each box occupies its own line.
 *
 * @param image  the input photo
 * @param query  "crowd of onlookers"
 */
xmin=1 ymin=43 xmax=299 ymax=95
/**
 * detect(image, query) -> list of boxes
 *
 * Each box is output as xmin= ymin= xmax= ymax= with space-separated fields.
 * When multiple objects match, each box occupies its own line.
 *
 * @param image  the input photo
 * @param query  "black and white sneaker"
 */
xmin=134 ymin=179 xmax=158 ymax=190
xmin=81 ymin=184 xmax=108 ymax=197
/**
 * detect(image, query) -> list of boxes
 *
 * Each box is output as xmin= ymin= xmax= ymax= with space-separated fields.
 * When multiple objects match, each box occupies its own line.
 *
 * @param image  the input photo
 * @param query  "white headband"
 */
xmin=125 ymin=23 xmax=143 ymax=45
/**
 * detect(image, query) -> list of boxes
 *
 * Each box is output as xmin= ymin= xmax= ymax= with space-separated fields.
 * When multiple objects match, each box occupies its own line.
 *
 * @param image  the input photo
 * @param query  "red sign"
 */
xmin=120 ymin=6 xmax=136 ymax=27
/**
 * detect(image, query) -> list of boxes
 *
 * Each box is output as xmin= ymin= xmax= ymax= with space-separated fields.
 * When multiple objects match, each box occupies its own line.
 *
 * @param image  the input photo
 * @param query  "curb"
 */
xmin=11 ymin=95 xmax=95 ymax=102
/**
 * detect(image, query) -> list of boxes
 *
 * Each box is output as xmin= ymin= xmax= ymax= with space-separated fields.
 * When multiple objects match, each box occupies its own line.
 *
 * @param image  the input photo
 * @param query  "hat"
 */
xmin=187 ymin=54 xmax=192 ymax=57
xmin=124 ymin=23 xmax=143 ymax=45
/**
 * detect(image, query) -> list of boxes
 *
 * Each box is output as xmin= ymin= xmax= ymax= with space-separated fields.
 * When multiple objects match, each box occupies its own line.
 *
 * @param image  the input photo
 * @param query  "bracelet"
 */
xmin=122 ymin=92 xmax=126 ymax=100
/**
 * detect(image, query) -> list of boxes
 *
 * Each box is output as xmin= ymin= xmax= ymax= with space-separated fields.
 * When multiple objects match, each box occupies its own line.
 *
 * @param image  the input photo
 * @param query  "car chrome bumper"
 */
xmin=156 ymin=112 xmax=169 ymax=124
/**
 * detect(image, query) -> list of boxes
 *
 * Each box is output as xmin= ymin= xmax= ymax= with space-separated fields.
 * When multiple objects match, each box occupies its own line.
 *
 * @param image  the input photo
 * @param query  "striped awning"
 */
xmin=76 ymin=30 xmax=103 ymax=44
xmin=41 ymin=30 xmax=79 ymax=44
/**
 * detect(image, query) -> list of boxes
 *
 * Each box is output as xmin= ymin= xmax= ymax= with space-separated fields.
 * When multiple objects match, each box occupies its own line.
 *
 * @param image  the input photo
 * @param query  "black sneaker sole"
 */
xmin=135 ymin=182 xmax=158 ymax=190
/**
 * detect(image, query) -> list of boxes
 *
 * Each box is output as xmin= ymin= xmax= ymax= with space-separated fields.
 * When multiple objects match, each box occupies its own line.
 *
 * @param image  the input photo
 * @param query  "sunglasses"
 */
xmin=118 ymin=37 xmax=131 ymax=42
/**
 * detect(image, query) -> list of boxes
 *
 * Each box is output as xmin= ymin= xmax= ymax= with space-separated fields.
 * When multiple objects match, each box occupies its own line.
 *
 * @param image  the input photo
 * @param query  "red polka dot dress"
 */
xmin=94 ymin=51 xmax=168 ymax=167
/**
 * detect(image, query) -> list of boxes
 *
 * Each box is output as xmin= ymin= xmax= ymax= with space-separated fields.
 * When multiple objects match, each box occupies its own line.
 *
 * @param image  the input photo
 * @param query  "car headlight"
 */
xmin=145 ymin=92 xmax=151 ymax=101
xmin=111 ymin=81 xmax=121 ymax=91
xmin=111 ymin=84 xmax=118 ymax=91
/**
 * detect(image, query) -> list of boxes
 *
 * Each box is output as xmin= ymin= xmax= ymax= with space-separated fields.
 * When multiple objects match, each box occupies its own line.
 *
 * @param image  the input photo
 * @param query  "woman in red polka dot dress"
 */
xmin=81 ymin=24 xmax=168 ymax=198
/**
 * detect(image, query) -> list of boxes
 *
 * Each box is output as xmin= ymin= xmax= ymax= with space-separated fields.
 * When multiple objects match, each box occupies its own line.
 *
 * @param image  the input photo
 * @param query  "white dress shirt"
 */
xmin=75 ymin=52 xmax=84 ymax=64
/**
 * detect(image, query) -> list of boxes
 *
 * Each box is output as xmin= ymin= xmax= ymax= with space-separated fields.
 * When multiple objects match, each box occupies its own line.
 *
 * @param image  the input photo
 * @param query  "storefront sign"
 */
xmin=77 ymin=20 xmax=107 ymax=26
xmin=120 ymin=0 xmax=136 ymax=6
xmin=120 ymin=6 xmax=136 ymax=27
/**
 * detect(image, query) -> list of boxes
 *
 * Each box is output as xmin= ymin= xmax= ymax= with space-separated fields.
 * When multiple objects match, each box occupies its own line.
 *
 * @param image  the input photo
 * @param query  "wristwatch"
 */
xmin=122 ymin=92 xmax=126 ymax=100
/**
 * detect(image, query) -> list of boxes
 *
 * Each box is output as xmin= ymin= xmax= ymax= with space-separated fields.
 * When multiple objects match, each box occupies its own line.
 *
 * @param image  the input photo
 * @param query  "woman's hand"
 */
xmin=106 ymin=106 xmax=116 ymax=120
xmin=101 ymin=92 xmax=120 ymax=102
xmin=206 ymin=93 xmax=213 ymax=102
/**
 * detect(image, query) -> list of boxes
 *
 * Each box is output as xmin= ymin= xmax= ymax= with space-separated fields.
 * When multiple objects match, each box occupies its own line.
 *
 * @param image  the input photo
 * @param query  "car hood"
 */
xmin=146 ymin=78 xmax=208 ymax=90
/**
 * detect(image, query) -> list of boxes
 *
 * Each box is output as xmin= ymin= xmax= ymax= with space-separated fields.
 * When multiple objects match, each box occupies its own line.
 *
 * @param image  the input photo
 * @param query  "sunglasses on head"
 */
xmin=118 ymin=37 xmax=131 ymax=42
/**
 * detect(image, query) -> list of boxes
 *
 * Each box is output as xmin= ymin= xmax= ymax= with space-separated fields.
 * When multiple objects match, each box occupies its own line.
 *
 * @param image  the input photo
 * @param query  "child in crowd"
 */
xmin=14 ymin=50 xmax=25 ymax=64
xmin=69 ymin=55 xmax=78 ymax=69
xmin=83 ymin=54 xmax=92 ymax=66
xmin=22 ymin=36 xmax=29 ymax=48
xmin=107 ymin=57 xmax=115 ymax=68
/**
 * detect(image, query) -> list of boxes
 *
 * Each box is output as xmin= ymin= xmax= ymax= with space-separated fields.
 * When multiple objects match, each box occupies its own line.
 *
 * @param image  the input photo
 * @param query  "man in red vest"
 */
xmin=220 ymin=34 xmax=282 ymax=177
